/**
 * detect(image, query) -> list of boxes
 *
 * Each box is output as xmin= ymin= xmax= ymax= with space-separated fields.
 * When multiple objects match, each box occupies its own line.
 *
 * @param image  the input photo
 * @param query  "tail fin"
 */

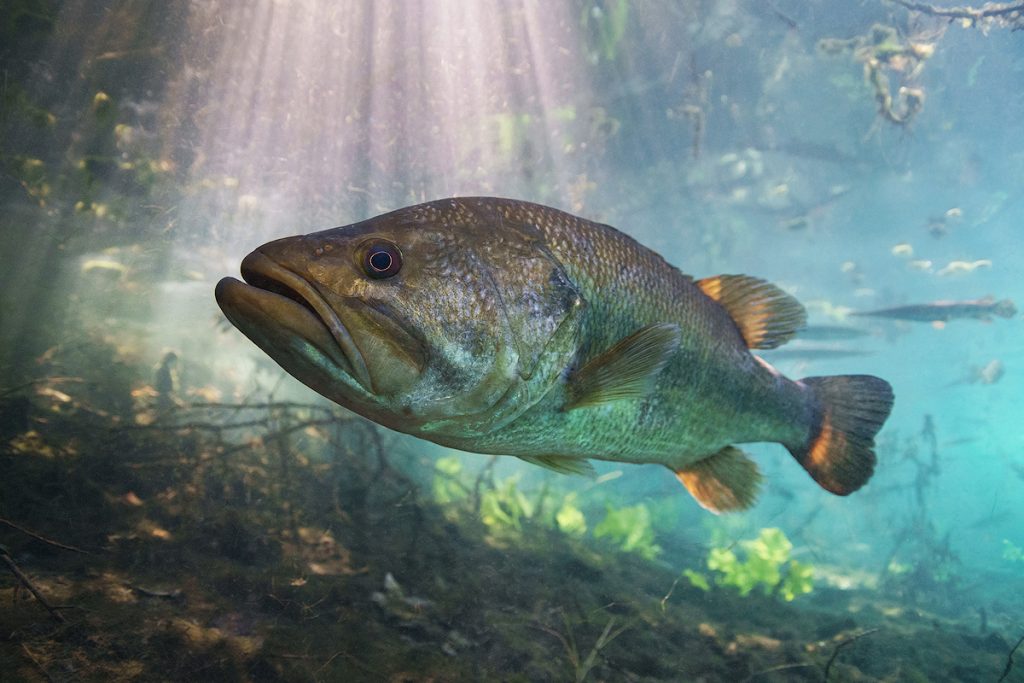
xmin=787 ymin=375 xmax=894 ymax=495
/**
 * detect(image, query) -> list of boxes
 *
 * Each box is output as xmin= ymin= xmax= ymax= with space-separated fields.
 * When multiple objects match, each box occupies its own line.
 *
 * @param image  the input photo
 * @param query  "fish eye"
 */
xmin=362 ymin=240 xmax=402 ymax=279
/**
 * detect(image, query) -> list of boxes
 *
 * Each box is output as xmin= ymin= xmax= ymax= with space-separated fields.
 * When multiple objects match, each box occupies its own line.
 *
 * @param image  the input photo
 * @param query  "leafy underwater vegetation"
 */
xmin=432 ymin=456 xmax=662 ymax=560
xmin=685 ymin=527 xmax=814 ymax=602
xmin=0 ymin=333 xmax=1019 ymax=681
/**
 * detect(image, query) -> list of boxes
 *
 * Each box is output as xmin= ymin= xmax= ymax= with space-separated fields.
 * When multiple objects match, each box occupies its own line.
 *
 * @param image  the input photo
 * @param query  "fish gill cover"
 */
xmin=0 ymin=1 xmax=1022 ymax=681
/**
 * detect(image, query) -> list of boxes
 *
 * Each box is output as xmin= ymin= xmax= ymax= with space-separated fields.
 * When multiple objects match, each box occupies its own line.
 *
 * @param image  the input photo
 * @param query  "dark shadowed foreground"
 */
xmin=0 ymin=339 xmax=1015 ymax=683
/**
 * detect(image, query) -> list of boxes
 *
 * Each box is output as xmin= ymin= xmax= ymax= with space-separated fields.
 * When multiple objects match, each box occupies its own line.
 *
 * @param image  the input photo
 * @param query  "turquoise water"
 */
xmin=1 ymin=2 xmax=1022 ymax=680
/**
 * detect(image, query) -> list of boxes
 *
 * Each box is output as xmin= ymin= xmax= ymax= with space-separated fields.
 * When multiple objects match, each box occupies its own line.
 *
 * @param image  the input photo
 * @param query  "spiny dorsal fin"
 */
xmin=671 ymin=446 xmax=762 ymax=513
xmin=696 ymin=275 xmax=806 ymax=350
xmin=518 ymin=455 xmax=596 ymax=477
xmin=566 ymin=323 xmax=681 ymax=410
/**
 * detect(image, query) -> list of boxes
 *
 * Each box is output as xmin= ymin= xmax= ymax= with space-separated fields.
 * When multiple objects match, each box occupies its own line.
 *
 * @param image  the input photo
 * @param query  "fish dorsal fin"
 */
xmin=518 ymin=455 xmax=596 ymax=477
xmin=566 ymin=323 xmax=681 ymax=409
xmin=672 ymin=446 xmax=762 ymax=513
xmin=696 ymin=275 xmax=806 ymax=350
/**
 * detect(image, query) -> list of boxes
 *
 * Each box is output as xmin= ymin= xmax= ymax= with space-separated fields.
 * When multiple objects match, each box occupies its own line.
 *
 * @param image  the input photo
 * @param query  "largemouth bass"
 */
xmin=215 ymin=197 xmax=894 ymax=512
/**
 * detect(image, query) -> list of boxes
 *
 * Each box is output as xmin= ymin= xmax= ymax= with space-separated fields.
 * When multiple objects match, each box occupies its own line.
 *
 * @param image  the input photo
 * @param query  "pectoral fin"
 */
xmin=696 ymin=274 xmax=806 ymax=349
xmin=671 ymin=446 xmax=762 ymax=513
xmin=566 ymin=323 xmax=681 ymax=409
xmin=518 ymin=455 xmax=596 ymax=477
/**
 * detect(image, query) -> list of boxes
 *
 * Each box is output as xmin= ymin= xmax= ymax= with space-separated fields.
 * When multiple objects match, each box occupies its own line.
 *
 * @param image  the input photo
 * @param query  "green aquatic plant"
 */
xmin=431 ymin=457 xmax=593 ymax=537
xmin=538 ymin=611 xmax=630 ymax=683
xmin=580 ymin=0 xmax=629 ymax=63
xmin=682 ymin=568 xmax=710 ymax=592
xmin=480 ymin=476 xmax=534 ymax=531
xmin=10 ymin=156 xmax=50 ymax=205
xmin=431 ymin=456 xmax=468 ymax=504
xmin=493 ymin=112 xmax=533 ymax=157
xmin=593 ymin=503 xmax=660 ymax=560
xmin=687 ymin=528 xmax=813 ymax=601
xmin=1003 ymin=539 xmax=1024 ymax=563
xmin=555 ymin=493 xmax=587 ymax=536
xmin=1 ymin=81 xmax=57 ymax=129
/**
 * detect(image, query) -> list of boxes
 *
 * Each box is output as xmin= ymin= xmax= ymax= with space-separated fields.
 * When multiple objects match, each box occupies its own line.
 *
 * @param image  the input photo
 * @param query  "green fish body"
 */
xmin=216 ymin=197 xmax=894 ymax=512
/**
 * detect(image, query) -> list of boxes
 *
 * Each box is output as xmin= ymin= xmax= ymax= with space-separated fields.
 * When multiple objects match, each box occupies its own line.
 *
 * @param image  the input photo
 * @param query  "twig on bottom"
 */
xmin=20 ymin=643 xmax=54 ymax=682
xmin=997 ymin=631 xmax=1024 ymax=683
xmin=823 ymin=628 xmax=879 ymax=681
xmin=0 ymin=546 xmax=67 ymax=624
xmin=741 ymin=662 xmax=816 ymax=682
xmin=0 ymin=516 xmax=91 ymax=554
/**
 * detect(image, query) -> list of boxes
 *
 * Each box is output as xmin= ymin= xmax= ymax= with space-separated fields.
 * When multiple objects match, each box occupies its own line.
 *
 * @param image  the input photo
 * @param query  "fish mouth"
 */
xmin=216 ymin=251 xmax=372 ymax=390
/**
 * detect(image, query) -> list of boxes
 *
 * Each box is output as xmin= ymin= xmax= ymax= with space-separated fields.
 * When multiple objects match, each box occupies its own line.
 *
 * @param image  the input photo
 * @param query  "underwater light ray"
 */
xmin=520 ymin=3 xmax=588 ymax=200
xmin=141 ymin=0 xmax=602 ymax=368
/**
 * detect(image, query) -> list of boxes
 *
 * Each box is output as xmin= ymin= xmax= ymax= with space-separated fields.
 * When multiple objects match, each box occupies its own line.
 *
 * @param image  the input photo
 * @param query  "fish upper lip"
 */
xmin=239 ymin=250 xmax=373 ymax=390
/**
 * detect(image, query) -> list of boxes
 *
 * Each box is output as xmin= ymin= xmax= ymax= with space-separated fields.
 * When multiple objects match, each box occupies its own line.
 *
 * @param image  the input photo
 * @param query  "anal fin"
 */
xmin=518 ymin=455 xmax=596 ymax=477
xmin=671 ymin=446 xmax=762 ymax=513
xmin=566 ymin=323 xmax=681 ymax=409
xmin=696 ymin=274 xmax=806 ymax=349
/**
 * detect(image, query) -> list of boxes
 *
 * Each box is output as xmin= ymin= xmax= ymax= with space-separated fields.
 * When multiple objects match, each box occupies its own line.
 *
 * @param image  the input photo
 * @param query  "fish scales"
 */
xmin=216 ymin=197 xmax=894 ymax=512
xmin=485 ymin=199 xmax=804 ymax=459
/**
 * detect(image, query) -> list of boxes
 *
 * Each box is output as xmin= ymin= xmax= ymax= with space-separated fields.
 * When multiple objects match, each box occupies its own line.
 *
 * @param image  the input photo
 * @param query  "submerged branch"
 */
xmin=471 ymin=456 xmax=499 ymax=513
xmin=823 ymin=628 xmax=880 ymax=681
xmin=889 ymin=0 xmax=1024 ymax=26
xmin=20 ymin=644 xmax=54 ymax=683
xmin=0 ymin=545 xmax=67 ymax=624
xmin=0 ymin=376 xmax=84 ymax=398
xmin=890 ymin=0 xmax=1024 ymax=17
xmin=997 ymin=631 xmax=1024 ymax=683
xmin=741 ymin=662 xmax=816 ymax=682
xmin=0 ymin=516 xmax=92 ymax=555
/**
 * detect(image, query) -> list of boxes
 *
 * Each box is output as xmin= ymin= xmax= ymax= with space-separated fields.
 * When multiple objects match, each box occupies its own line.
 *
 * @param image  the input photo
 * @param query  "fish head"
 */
xmin=215 ymin=199 xmax=582 ymax=435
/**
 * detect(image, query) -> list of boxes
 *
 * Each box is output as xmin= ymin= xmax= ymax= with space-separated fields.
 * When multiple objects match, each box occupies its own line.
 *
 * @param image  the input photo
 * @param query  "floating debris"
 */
xmin=928 ymin=207 xmax=964 ymax=238
xmin=975 ymin=359 xmax=1005 ymax=385
xmin=818 ymin=23 xmax=933 ymax=127
xmin=937 ymin=259 xmax=992 ymax=276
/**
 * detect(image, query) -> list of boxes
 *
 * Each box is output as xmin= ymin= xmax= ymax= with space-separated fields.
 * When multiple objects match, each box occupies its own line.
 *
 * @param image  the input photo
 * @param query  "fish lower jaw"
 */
xmin=237 ymin=251 xmax=373 ymax=390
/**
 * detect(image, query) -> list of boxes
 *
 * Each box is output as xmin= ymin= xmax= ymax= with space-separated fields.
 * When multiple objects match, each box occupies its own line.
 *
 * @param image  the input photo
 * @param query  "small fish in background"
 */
xmin=851 ymin=297 xmax=1016 ymax=328
xmin=762 ymin=347 xmax=872 ymax=362
xmin=216 ymin=197 xmax=894 ymax=513
xmin=795 ymin=325 xmax=870 ymax=341
xmin=945 ymin=359 xmax=1005 ymax=387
